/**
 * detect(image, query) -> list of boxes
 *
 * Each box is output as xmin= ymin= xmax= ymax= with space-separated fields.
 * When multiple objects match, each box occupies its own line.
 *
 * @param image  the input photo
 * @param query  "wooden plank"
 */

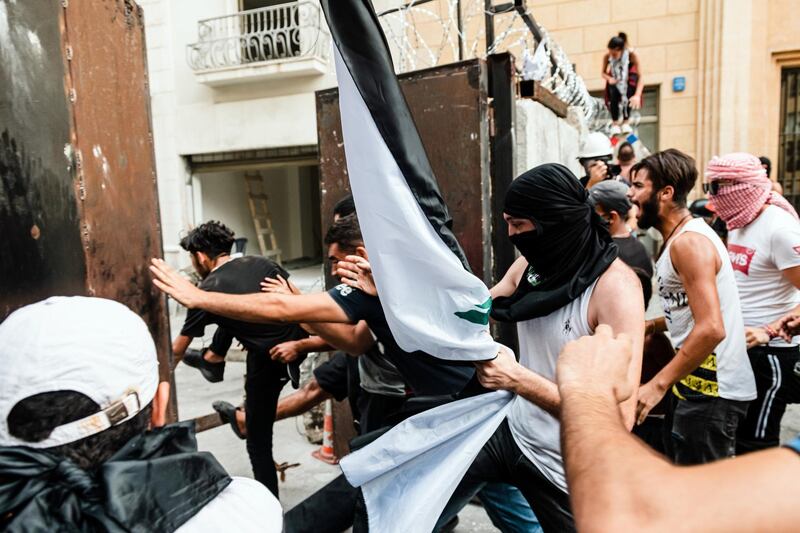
xmin=193 ymin=411 xmax=225 ymax=433
xmin=518 ymin=80 xmax=569 ymax=118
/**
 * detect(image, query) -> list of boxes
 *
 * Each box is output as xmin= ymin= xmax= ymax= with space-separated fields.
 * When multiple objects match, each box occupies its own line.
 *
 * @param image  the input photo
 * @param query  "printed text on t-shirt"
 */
xmin=728 ymin=244 xmax=756 ymax=275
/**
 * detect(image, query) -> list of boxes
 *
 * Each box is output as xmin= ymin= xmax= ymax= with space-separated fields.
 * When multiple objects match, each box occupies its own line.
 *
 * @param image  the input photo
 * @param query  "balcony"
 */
xmin=186 ymin=1 xmax=331 ymax=86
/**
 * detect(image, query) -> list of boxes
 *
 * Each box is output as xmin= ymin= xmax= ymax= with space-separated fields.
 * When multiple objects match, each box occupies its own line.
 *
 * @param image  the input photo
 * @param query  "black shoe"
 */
xmin=212 ymin=400 xmax=246 ymax=440
xmin=183 ymin=348 xmax=225 ymax=383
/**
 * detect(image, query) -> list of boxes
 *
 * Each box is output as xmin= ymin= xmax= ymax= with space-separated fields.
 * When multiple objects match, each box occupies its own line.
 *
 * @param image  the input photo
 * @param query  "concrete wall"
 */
xmin=515 ymin=99 xmax=583 ymax=178
xmin=195 ymin=171 xmax=259 ymax=254
xmin=197 ymin=167 xmax=321 ymax=262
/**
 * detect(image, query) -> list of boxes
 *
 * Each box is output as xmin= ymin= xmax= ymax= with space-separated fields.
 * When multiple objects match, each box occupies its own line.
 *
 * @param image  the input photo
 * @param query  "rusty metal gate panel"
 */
xmin=0 ymin=0 xmax=87 ymax=316
xmin=0 ymin=1 xmax=172 ymax=391
xmin=316 ymin=58 xmax=492 ymax=282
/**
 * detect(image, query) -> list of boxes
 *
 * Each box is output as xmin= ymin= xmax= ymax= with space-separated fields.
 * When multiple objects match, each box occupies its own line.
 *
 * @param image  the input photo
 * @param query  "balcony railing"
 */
xmin=186 ymin=1 xmax=330 ymax=78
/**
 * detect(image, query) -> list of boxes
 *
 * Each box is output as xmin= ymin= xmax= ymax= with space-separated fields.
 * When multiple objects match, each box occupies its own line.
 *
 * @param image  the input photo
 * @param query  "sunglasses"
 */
xmin=702 ymin=181 xmax=729 ymax=195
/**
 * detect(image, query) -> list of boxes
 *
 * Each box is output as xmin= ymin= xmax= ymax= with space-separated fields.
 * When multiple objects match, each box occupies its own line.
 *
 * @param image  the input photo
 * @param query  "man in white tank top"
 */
xmin=436 ymin=164 xmax=644 ymax=532
xmin=705 ymin=152 xmax=800 ymax=454
xmin=628 ymin=149 xmax=756 ymax=465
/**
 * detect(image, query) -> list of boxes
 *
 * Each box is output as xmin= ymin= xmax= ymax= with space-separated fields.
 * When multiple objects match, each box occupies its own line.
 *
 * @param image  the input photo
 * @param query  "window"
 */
xmin=590 ymin=85 xmax=659 ymax=152
xmin=779 ymin=67 xmax=800 ymax=207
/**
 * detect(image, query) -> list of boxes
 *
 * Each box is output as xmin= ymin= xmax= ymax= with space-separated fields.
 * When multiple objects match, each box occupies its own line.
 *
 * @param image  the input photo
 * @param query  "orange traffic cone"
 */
xmin=312 ymin=400 xmax=338 ymax=464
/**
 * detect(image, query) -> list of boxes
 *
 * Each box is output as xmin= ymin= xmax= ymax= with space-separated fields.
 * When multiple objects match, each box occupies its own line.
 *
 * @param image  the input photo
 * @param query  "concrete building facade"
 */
xmin=139 ymin=0 xmax=800 ymax=267
xmin=138 ymin=0 xmax=336 ymax=267
xmin=529 ymin=0 xmax=800 ymax=197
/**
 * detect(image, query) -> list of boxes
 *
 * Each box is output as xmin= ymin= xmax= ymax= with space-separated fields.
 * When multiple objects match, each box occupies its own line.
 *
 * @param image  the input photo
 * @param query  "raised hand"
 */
xmin=260 ymin=274 xmax=295 ymax=295
xmin=557 ymin=324 xmax=634 ymax=403
xmin=149 ymin=258 xmax=205 ymax=309
xmin=337 ymin=255 xmax=378 ymax=296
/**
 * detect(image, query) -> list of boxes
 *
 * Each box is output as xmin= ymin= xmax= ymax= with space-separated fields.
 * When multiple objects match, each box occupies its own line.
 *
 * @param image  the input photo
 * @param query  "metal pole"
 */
xmin=484 ymin=0 xmax=494 ymax=54
xmin=456 ymin=0 xmax=465 ymax=61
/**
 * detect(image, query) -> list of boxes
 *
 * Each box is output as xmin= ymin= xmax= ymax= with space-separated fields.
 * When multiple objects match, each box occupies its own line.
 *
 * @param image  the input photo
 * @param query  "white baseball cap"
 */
xmin=0 ymin=296 xmax=159 ymax=448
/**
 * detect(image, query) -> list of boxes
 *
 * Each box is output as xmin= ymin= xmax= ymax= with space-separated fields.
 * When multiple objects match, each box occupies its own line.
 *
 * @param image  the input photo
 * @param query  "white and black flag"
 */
xmin=321 ymin=1 xmax=515 ymax=531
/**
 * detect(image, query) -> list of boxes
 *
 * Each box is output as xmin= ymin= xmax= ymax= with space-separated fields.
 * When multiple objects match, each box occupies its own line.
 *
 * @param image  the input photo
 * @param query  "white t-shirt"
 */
xmin=177 ymin=477 xmax=282 ymax=533
xmin=508 ymin=280 xmax=597 ymax=493
xmin=727 ymin=205 xmax=800 ymax=333
xmin=655 ymin=218 xmax=756 ymax=401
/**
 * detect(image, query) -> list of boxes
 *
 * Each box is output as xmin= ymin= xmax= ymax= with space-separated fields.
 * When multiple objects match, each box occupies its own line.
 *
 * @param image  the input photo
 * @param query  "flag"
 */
xmin=320 ymin=0 xmax=515 ymax=531
xmin=322 ymin=0 xmax=498 ymax=362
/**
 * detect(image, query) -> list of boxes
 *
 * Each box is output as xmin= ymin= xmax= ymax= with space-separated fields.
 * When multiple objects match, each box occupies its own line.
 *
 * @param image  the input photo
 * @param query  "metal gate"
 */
xmin=317 ymin=58 xmax=493 ymax=282
xmin=0 ymin=1 xmax=173 ymax=407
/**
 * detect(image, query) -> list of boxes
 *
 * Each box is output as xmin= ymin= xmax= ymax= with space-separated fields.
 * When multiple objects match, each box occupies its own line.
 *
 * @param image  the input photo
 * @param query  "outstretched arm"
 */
xmin=637 ymin=233 xmax=724 ymax=424
xmin=150 ymin=258 xmax=351 ymax=324
xmin=558 ymin=327 xmax=800 ymax=533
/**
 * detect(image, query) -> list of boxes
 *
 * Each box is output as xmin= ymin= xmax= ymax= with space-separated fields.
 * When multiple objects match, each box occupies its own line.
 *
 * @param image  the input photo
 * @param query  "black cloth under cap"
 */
xmin=0 ymin=422 xmax=230 ymax=532
xmin=491 ymin=163 xmax=618 ymax=322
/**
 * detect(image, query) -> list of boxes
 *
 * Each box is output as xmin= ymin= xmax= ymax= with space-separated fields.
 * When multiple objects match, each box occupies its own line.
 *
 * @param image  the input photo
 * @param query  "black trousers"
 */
xmin=284 ymin=390 xmax=407 ymax=533
xmin=666 ymin=394 xmax=749 ymax=465
xmin=606 ymin=82 xmax=636 ymax=121
xmin=245 ymin=351 xmax=287 ymax=497
xmin=438 ymin=419 xmax=575 ymax=532
xmin=737 ymin=344 xmax=800 ymax=454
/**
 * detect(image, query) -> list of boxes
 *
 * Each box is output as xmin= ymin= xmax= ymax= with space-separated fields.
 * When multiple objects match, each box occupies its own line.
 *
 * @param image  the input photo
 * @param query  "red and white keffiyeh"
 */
xmin=706 ymin=152 xmax=798 ymax=229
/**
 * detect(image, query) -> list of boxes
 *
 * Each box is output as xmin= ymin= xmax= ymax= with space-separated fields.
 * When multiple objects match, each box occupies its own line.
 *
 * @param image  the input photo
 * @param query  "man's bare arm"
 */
xmin=306 ymin=321 xmax=375 ymax=356
xmin=490 ymin=256 xmax=527 ymax=299
xmin=559 ymin=332 xmax=800 ymax=533
xmin=150 ymin=258 xmax=351 ymax=324
xmin=637 ymin=233 xmax=725 ymax=423
xmin=475 ymin=346 xmax=561 ymax=417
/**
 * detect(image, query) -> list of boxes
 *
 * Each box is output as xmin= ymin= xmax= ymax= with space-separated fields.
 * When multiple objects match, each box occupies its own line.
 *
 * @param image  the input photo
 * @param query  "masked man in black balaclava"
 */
xmin=435 ymin=163 xmax=645 ymax=532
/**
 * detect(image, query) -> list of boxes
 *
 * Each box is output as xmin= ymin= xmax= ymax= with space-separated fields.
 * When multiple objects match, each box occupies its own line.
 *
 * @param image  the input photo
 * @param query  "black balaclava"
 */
xmin=491 ymin=163 xmax=618 ymax=322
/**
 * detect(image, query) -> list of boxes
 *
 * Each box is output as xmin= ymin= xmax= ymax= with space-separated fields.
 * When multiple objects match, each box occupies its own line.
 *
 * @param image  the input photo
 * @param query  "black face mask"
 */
xmin=509 ymin=229 xmax=562 ymax=284
xmin=492 ymin=163 xmax=618 ymax=322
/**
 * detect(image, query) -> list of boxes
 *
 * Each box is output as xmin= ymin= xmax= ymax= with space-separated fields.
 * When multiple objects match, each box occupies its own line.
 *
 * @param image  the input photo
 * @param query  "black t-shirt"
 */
xmin=613 ymin=235 xmax=653 ymax=278
xmin=180 ymin=256 xmax=307 ymax=354
xmin=327 ymin=284 xmax=475 ymax=397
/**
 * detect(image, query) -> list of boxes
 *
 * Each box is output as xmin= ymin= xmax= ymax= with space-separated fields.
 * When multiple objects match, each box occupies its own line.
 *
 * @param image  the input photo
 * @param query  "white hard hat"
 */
xmin=579 ymin=132 xmax=613 ymax=159
xmin=0 ymin=296 xmax=159 ymax=448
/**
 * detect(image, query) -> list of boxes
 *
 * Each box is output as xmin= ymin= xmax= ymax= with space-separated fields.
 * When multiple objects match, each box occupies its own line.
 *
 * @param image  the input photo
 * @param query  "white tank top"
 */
xmin=655 ymin=218 xmax=756 ymax=401
xmin=508 ymin=280 xmax=597 ymax=493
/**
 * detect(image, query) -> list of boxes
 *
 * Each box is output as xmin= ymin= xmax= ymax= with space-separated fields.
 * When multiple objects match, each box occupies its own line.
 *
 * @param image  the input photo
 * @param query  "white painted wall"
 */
xmin=196 ymin=171 xmax=259 ymax=253
xmin=140 ymin=0 xmax=335 ymax=266
xmin=514 ymin=99 xmax=584 ymax=179
xmin=197 ymin=167 xmax=320 ymax=262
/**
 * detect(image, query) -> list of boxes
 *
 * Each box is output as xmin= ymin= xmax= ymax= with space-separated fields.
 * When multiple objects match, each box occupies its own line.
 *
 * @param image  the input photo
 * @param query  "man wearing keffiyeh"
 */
xmin=706 ymin=153 xmax=800 ymax=454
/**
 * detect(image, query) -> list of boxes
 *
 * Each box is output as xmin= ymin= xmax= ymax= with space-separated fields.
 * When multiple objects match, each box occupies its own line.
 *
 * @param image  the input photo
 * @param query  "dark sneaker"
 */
xmin=212 ymin=400 xmax=246 ymax=440
xmin=183 ymin=348 xmax=225 ymax=383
